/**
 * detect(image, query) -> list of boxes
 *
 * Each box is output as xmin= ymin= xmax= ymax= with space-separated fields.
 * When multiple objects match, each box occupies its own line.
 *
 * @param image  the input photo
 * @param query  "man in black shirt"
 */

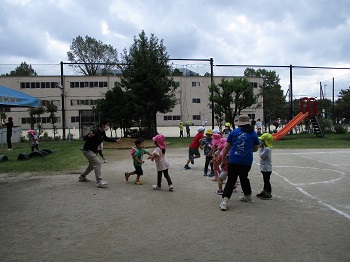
xmin=79 ymin=118 xmax=121 ymax=188
xmin=2 ymin=117 xmax=13 ymax=150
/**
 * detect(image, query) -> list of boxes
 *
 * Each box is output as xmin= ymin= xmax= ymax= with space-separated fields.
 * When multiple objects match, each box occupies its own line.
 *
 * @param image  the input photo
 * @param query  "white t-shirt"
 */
xmin=152 ymin=147 xmax=169 ymax=171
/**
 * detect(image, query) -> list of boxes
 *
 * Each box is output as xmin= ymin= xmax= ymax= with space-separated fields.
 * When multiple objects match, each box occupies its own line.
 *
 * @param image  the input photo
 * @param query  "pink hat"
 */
xmin=212 ymin=133 xmax=221 ymax=147
xmin=152 ymin=134 xmax=166 ymax=149
xmin=27 ymin=129 xmax=35 ymax=135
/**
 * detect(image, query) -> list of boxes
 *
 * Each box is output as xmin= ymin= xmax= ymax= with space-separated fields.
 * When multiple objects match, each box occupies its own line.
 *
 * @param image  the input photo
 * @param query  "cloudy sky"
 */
xmin=1 ymin=0 xmax=350 ymax=99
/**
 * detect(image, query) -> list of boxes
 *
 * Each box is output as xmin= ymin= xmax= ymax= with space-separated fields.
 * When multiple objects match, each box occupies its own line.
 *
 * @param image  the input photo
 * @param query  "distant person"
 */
xmin=251 ymin=118 xmax=256 ymax=128
xmin=201 ymin=129 xmax=214 ymax=177
xmin=256 ymin=119 xmax=263 ymax=135
xmin=222 ymin=122 xmax=231 ymax=138
xmin=3 ymin=116 xmax=13 ymax=150
xmin=27 ymin=129 xmax=39 ymax=152
xmin=179 ymin=122 xmax=184 ymax=137
xmin=148 ymin=134 xmax=173 ymax=191
xmin=185 ymin=121 xmax=191 ymax=137
xmin=256 ymin=133 xmax=274 ymax=200
xmin=125 ymin=138 xmax=152 ymax=185
xmin=184 ymin=126 xmax=205 ymax=170
xmin=219 ymin=115 xmax=260 ymax=211
xmin=79 ymin=118 xmax=120 ymax=188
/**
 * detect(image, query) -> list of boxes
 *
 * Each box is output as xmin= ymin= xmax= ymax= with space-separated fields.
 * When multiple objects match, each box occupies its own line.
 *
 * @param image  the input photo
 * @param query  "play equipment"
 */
xmin=272 ymin=97 xmax=324 ymax=141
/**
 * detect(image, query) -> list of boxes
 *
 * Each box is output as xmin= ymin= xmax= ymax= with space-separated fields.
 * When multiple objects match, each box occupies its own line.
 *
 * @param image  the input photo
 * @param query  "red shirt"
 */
xmin=189 ymin=133 xmax=204 ymax=149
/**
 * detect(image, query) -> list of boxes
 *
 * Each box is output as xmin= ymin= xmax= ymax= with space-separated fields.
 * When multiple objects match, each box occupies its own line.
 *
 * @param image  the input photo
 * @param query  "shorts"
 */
xmin=219 ymin=171 xmax=228 ymax=181
xmin=134 ymin=165 xmax=143 ymax=176
xmin=189 ymin=148 xmax=200 ymax=158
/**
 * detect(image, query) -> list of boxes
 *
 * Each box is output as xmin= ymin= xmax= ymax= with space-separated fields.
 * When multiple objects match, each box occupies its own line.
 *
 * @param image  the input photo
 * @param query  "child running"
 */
xmin=184 ymin=126 xmax=205 ymax=170
xmin=125 ymin=138 xmax=151 ymax=185
xmin=27 ymin=129 xmax=39 ymax=152
xmin=202 ymin=129 xmax=214 ymax=176
xmin=256 ymin=133 xmax=274 ymax=199
xmin=210 ymin=133 xmax=221 ymax=180
xmin=148 ymin=134 xmax=174 ymax=191
xmin=216 ymin=138 xmax=230 ymax=194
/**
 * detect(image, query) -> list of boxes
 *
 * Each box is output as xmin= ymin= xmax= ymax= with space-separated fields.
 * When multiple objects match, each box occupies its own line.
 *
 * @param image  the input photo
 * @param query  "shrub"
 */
xmin=333 ymin=125 xmax=347 ymax=134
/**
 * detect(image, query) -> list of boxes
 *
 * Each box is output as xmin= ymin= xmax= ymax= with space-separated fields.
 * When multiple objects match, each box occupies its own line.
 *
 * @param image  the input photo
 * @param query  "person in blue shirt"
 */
xmin=218 ymin=115 xmax=260 ymax=211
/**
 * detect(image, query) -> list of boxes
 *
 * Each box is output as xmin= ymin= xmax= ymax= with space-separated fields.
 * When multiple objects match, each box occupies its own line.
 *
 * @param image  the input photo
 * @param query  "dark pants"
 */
xmin=179 ymin=130 xmax=183 ymax=137
xmin=261 ymin=171 xmax=272 ymax=193
xmin=7 ymin=134 xmax=12 ymax=149
xmin=223 ymin=163 xmax=252 ymax=199
xmin=204 ymin=155 xmax=213 ymax=174
xmin=97 ymin=150 xmax=104 ymax=157
xmin=157 ymin=169 xmax=172 ymax=187
xmin=31 ymin=145 xmax=39 ymax=152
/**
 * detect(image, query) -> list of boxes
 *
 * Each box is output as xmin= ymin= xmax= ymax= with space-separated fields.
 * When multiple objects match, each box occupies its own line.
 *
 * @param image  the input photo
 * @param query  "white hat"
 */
xmin=213 ymin=128 xmax=221 ymax=134
xmin=197 ymin=126 xmax=205 ymax=132
xmin=235 ymin=115 xmax=251 ymax=126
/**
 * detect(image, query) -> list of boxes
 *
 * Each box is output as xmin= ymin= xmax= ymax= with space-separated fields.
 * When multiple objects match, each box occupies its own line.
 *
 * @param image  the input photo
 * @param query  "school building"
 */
xmin=0 ymin=75 xmax=263 ymax=138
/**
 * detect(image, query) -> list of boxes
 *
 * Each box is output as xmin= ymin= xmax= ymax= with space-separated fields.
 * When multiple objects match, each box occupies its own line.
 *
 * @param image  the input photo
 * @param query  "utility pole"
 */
xmin=289 ymin=65 xmax=293 ymax=134
xmin=210 ymin=58 xmax=214 ymax=129
xmin=60 ymin=61 xmax=66 ymax=139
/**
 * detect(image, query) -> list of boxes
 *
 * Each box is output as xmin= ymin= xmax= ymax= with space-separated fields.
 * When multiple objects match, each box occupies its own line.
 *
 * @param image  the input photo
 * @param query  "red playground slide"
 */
xmin=272 ymin=112 xmax=309 ymax=141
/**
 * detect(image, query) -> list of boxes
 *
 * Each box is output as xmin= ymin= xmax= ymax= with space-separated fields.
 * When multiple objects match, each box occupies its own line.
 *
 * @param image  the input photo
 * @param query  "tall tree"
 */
xmin=209 ymin=78 xmax=258 ymax=128
xmin=119 ymin=30 xmax=177 ymax=138
xmin=67 ymin=35 xmax=118 ymax=76
xmin=7 ymin=62 xmax=38 ymax=76
xmin=244 ymin=68 xmax=287 ymax=124
xmin=46 ymin=102 xmax=58 ymax=139
xmin=334 ymin=87 xmax=350 ymax=123
xmin=28 ymin=106 xmax=45 ymax=132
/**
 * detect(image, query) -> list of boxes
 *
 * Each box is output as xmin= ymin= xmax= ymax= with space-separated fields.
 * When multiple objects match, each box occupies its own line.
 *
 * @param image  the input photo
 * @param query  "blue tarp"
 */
xmin=0 ymin=85 xmax=40 ymax=107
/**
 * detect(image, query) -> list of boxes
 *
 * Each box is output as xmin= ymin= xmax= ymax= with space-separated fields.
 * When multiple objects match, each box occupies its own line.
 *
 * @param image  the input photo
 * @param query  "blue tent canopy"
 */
xmin=0 ymin=85 xmax=40 ymax=107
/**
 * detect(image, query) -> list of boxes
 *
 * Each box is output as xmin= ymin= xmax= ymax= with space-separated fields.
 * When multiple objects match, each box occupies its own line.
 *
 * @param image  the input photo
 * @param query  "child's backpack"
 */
xmin=130 ymin=147 xmax=136 ymax=158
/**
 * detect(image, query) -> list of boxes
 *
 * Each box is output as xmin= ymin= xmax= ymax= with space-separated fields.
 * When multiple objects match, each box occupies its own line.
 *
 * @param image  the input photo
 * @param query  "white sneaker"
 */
xmin=97 ymin=180 xmax=108 ymax=188
xmin=103 ymin=159 xmax=107 ymax=163
xmin=152 ymin=185 xmax=161 ymax=190
xmin=239 ymin=195 xmax=253 ymax=202
xmin=219 ymin=201 xmax=227 ymax=211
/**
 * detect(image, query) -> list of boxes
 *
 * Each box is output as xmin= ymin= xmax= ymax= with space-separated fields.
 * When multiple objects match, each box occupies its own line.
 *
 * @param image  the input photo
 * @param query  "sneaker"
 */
xmin=216 ymin=189 xmax=224 ymax=195
xmin=208 ymin=173 xmax=214 ymax=177
xmin=134 ymin=180 xmax=143 ymax=185
xmin=261 ymin=192 xmax=272 ymax=200
xmin=239 ymin=195 xmax=253 ymax=202
xmin=97 ymin=180 xmax=108 ymax=188
xmin=203 ymin=173 xmax=208 ymax=176
xmin=79 ymin=176 xmax=90 ymax=182
xmin=124 ymin=172 xmax=130 ymax=181
xmin=153 ymin=185 xmax=161 ymax=190
xmin=219 ymin=201 xmax=227 ymax=211
xmin=184 ymin=165 xmax=191 ymax=170
xmin=256 ymin=191 xmax=265 ymax=198
xmin=169 ymin=184 xmax=174 ymax=191
xmin=103 ymin=159 xmax=107 ymax=163
xmin=189 ymin=156 xmax=194 ymax=164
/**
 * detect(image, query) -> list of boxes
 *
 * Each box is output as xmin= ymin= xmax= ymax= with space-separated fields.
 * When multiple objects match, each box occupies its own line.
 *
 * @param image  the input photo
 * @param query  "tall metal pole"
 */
xmin=332 ymin=77 xmax=335 ymax=122
xmin=210 ymin=58 xmax=214 ymax=129
xmin=289 ymin=65 xmax=293 ymax=134
xmin=60 ymin=61 xmax=66 ymax=139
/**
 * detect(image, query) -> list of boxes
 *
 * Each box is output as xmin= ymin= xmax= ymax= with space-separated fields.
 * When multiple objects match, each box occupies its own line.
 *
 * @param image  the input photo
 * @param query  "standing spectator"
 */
xmin=185 ymin=121 xmax=191 ymax=137
xmin=219 ymin=115 xmax=260 ymax=211
xmin=79 ymin=118 xmax=120 ymax=188
xmin=184 ymin=126 xmax=205 ymax=170
xmin=256 ymin=119 xmax=263 ymax=135
xmin=3 ymin=116 xmax=13 ymax=150
xmin=179 ymin=122 xmax=184 ymax=137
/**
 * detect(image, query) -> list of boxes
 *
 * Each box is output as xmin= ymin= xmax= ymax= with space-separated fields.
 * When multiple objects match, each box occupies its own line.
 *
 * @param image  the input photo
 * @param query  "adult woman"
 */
xmin=3 ymin=117 xmax=13 ymax=150
xmin=219 ymin=115 xmax=260 ymax=211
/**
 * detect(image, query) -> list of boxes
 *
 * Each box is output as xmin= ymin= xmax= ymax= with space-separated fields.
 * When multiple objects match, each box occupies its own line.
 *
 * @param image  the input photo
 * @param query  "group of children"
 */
xmin=124 ymin=134 xmax=174 ymax=191
xmin=183 ymin=126 xmax=274 ymax=200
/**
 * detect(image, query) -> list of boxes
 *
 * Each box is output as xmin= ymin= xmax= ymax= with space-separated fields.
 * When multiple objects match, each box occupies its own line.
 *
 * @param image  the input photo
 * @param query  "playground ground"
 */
xmin=0 ymin=147 xmax=349 ymax=262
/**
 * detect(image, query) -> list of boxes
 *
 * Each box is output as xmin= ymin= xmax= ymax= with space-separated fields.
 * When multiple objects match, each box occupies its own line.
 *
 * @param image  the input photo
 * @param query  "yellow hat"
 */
xmin=225 ymin=122 xmax=231 ymax=127
xmin=205 ymin=129 xmax=213 ymax=135
xmin=259 ymin=133 xmax=274 ymax=148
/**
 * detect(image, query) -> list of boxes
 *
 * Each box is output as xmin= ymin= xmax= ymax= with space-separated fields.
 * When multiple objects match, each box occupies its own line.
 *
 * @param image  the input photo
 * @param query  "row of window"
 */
xmin=21 ymin=117 xmax=61 ymax=124
xmin=41 ymin=100 xmax=60 ymax=107
xmin=20 ymin=82 xmax=59 ymax=89
xmin=70 ymin=99 xmax=98 ymax=106
xmin=164 ymin=115 xmax=201 ymax=121
xmin=71 ymin=116 xmax=97 ymax=123
xmin=69 ymin=81 xmax=108 ymax=88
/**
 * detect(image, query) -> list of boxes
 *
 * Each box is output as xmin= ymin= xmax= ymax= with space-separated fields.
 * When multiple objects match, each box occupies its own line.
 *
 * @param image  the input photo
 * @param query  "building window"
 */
xmin=173 ymin=115 xmax=181 ymax=120
xmin=71 ymin=116 xmax=80 ymax=123
xmin=71 ymin=100 xmax=80 ymax=106
xmin=172 ymin=81 xmax=180 ymax=88
xmin=192 ymin=82 xmax=200 ymax=87
xmin=250 ymin=82 xmax=258 ymax=88
xmin=192 ymin=98 xmax=201 ymax=103
xmin=193 ymin=115 xmax=201 ymax=120
xmin=164 ymin=115 xmax=172 ymax=121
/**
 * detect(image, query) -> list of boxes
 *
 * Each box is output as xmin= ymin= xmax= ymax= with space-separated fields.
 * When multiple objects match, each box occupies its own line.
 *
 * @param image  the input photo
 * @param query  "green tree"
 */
xmin=209 ymin=78 xmax=258 ymax=128
xmin=67 ymin=35 xmax=118 ymax=76
xmin=6 ymin=62 xmax=38 ymax=76
xmin=119 ymin=30 xmax=177 ymax=138
xmin=244 ymin=68 xmax=287 ymax=124
xmin=28 ymin=106 xmax=45 ymax=132
xmin=171 ymin=68 xmax=183 ymax=76
xmin=46 ymin=102 xmax=58 ymax=139
xmin=334 ymin=87 xmax=350 ymax=123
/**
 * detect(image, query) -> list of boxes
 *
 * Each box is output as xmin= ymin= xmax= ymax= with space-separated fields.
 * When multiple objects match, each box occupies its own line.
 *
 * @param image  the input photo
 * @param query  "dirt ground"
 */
xmin=0 ymin=148 xmax=349 ymax=262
